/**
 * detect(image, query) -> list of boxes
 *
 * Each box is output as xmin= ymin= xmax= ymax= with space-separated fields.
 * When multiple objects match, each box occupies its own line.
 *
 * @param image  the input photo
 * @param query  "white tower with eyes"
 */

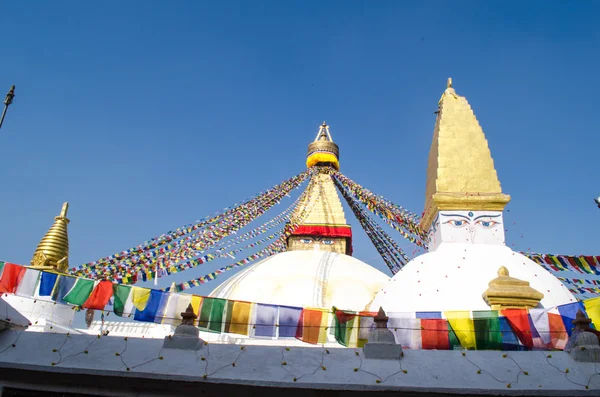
xmin=371 ymin=79 xmax=576 ymax=313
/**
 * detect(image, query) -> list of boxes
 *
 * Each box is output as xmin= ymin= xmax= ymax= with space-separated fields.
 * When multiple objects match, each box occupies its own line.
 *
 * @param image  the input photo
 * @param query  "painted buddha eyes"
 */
xmin=445 ymin=220 xmax=467 ymax=227
xmin=300 ymin=238 xmax=334 ymax=244
xmin=443 ymin=219 xmax=499 ymax=228
xmin=476 ymin=220 xmax=498 ymax=229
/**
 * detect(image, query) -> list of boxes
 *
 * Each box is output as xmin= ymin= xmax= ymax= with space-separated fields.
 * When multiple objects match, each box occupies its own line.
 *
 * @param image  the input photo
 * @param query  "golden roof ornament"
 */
xmin=306 ymin=121 xmax=340 ymax=170
xmin=421 ymin=78 xmax=511 ymax=230
xmin=30 ymin=202 xmax=70 ymax=273
xmin=482 ymin=266 xmax=544 ymax=310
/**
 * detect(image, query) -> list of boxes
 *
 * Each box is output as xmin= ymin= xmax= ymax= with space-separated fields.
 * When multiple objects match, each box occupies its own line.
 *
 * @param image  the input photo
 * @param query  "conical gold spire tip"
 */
xmin=447 ymin=77 xmax=452 ymax=88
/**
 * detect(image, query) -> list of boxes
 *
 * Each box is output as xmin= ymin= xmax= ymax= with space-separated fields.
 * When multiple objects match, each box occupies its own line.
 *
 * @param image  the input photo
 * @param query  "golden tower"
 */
xmin=30 ymin=202 xmax=70 ymax=273
xmin=421 ymin=78 xmax=511 ymax=231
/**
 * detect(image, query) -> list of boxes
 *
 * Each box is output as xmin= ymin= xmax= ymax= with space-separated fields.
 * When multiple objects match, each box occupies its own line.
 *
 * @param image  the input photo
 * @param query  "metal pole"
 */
xmin=0 ymin=85 xmax=16 ymax=130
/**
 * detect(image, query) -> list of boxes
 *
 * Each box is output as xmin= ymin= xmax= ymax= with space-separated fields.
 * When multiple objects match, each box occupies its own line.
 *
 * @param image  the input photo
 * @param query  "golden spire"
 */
xmin=482 ymin=266 xmax=544 ymax=310
xmin=30 ymin=202 xmax=70 ymax=273
xmin=421 ymin=78 xmax=511 ymax=230
xmin=306 ymin=122 xmax=340 ymax=170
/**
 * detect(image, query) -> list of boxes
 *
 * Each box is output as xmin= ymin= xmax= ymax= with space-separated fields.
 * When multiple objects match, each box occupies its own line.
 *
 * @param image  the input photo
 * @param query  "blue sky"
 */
xmin=1 ymin=1 xmax=599 ymax=296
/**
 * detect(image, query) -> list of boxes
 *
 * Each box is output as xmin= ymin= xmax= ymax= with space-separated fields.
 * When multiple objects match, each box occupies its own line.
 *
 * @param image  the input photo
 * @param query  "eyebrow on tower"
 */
xmin=473 ymin=214 xmax=502 ymax=221
xmin=440 ymin=213 xmax=470 ymax=220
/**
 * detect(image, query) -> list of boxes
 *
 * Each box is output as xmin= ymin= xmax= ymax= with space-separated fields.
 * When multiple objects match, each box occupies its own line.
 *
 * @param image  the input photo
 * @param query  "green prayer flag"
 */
xmin=334 ymin=311 xmax=358 ymax=347
xmin=473 ymin=310 xmax=502 ymax=350
xmin=199 ymin=297 xmax=226 ymax=333
xmin=113 ymin=284 xmax=132 ymax=317
xmin=63 ymin=278 xmax=95 ymax=306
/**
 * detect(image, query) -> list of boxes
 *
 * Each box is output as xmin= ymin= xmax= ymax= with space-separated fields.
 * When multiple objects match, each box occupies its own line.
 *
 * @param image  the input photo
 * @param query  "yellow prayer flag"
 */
xmin=445 ymin=311 xmax=476 ymax=350
xmin=229 ymin=301 xmax=252 ymax=336
xmin=191 ymin=295 xmax=203 ymax=316
xmin=583 ymin=297 xmax=600 ymax=329
xmin=131 ymin=287 xmax=151 ymax=311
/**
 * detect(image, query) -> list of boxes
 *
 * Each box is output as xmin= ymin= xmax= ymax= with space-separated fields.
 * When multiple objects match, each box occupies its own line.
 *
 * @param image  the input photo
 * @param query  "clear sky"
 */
xmin=1 ymin=1 xmax=599 ymax=296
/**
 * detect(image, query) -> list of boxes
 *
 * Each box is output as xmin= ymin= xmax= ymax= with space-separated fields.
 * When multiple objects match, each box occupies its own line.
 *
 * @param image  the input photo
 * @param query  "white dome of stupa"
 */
xmin=370 ymin=243 xmax=576 ymax=313
xmin=210 ymin=250 xmax=389 ymax=310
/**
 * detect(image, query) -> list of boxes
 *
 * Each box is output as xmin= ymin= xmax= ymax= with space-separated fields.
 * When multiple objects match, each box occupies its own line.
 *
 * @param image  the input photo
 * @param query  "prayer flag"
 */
xmin=198 ymin=297 xmax=226 ymax=333
xmin=52 ymin=275 xmax=77 ymax=304
xmin=296 ymin=308 xmax=327 ymax=344
xmin=388 ymin=314 xmax=422 ymax=349
xmin=112 ymin=284 xmax=133 ymax=317
xmin=15 ymin=268 xmax=40 ymax=297
xmin=253 ymin=303 xmax=278 ymax=338
xmin=547 ymin=310 xmax=568 ymax=350
xmin=421 ymin=319 xmax=450 ymax=350
xmin=445 ymin=311 xmax=476 ymax=349
xmin=63 ymin=278 xmax=95 ymax=306
xmin=131 ymin=287 xmax=151 ymax=311
xmin=557 ymin=301 xmax=585 ymax=335
xmin=499 ymin=315 xmax=523 ymax=350
xmin=84 ymin=281 xmax=113 ymax=310
xmin=278 ymin=305 xmax=302 ymax=338
xmin=134 ymin=289 xmax=167 ymax=323
xmin=583 ymin=297 xmax=600 ymax=330
xmin=334 ymin=310 xmax=359 ymax=347
xmin=163 ymin=293 xmax=193 ymax=326
xmin=529 ymin=308 xmax=551 ymax=346
xmin=225 ymin=301 xmax=252 ymax=335
xmin=0 ymin=263 xmax=25 ymax=293
xmin=38 ymin=272 xmax=58 ymax=296
xmin=501 ymin=309 xmax=533 ymax=349
xmin=472 ymin=310 xmax=502 ymax=350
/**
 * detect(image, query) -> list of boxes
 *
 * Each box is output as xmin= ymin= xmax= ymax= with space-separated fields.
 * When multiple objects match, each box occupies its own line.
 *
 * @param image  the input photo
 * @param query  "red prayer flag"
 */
xmin=421 ymin=319 xmax=450 ymax=350
xmin=501 ymin=309 xmax=533 ymax=348
xmin=83 ymin=281 xmax=114 ymax=310
xmin=0 ymin=263 xmax=25 ymax=294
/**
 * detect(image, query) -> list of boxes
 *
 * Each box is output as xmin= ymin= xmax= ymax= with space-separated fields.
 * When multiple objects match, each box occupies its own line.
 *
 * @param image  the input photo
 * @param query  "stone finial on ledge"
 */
xmin=566 ymin=309 xmax=600 ymax=363
xmin=163 ymin=304 xmax=204 ymax=351
xmin=363 ymin=307 xmax=402 ymax=360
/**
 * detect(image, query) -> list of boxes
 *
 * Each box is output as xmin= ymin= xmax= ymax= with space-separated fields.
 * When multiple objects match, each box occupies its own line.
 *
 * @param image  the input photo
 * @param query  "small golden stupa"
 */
xmin=482 ymin=266 xmax=544 ymax=309
xmin=29 ymin=202 xmax=70 ymax=273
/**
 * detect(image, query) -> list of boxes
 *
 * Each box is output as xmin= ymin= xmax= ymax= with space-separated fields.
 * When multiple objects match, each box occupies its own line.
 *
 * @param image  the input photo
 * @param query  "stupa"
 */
xmin=1 ymin=80 xmax=599 ymax=396
xmin=210 ymin=122 xmax=389 ymax=310
xmin=371 ymin=79 xmax=576 ymax=313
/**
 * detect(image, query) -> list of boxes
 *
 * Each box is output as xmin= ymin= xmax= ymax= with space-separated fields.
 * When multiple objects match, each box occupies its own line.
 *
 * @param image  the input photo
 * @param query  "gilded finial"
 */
xmin=447 ymin=77 xmax=452 ymax=88
xmin=30 ymin=202 xmax=71 ymax=273
xmin=59 ymin=202 xmax=69 ymax=219
xmin=498 ymin=266 xmax=509 ymax=277
xmin=306 ymin=122 xmax=340 ymax=170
